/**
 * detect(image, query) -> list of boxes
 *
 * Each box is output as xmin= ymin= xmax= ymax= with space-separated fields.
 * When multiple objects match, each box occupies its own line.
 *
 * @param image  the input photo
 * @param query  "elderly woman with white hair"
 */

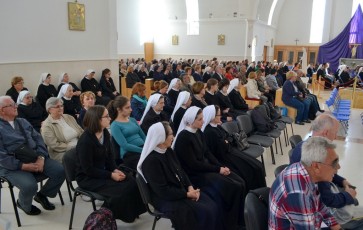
xmin=41 ymin=97 xmax=83 ymax=163
xmin=137 ymin=122 xmax=222 ymax=230
xmin=170 ymin=91 xmax=192 ymax=133
xmin=36 ymin=73 xmax=58 ymax=109
xmin=17 ymin=90 xmax=47 ymax=133
xmin=57 ymin=73 xmax=81 ymax=97
xmin=139 ymin=93 xmax=168 ymax=134
xmin=202 ymin=105 xmax=266 ymax=191
xmin=173 ymin=106 xmax=247 ymax=229
xmin=81 ymin=69 xmax=111 ymax=106
xmin=58 ymin=84 xmax=82 ymax=119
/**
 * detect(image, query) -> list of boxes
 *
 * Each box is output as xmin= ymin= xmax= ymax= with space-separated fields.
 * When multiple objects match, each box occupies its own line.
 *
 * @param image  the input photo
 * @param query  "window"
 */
xmin=268 ymin=0 xmax=278 ymax=26
xmin=186 ymin=0 xmax=199 ymax=35
xmin=352 ymin=0 xmax=363 ymax=16
xmin=277 ymin=51 xmax=283 ymax=63
xmin=309 ymin=0 xmax=326 ymax=43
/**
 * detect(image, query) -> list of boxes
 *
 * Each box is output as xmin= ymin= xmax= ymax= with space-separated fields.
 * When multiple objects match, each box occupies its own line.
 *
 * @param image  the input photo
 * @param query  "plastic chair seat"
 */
xmin=241 ymin=144 xmax=264 ymax=158
xmin=247 ymin=135 xmax=274 ymax=147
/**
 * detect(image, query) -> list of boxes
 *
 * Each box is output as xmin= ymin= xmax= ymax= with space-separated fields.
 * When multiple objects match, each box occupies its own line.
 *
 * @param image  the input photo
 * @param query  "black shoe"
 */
xmin=295 ymin=121 xmax=305 ymax=125
xmin=34 ymin=193 xmax=55 ymax=210
xmin=17 ymin=199 xmax=41 ymax=215
xmin=303 ymin=120 xmax=311 ymax=123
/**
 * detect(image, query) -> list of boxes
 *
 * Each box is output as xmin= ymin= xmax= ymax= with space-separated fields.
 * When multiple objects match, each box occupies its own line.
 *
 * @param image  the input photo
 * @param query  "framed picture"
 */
xmin=218 ymin=34 xmax=225 ymax=45
xmin=172 ymin=35 xmax=179 ymax=45
xmin=68 ymin=2 xmax=85 ymax=31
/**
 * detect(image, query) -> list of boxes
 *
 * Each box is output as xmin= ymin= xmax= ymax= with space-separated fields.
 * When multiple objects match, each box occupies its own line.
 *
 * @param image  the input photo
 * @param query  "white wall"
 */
xmin=0 ymin=0 xmax=119 ymax=95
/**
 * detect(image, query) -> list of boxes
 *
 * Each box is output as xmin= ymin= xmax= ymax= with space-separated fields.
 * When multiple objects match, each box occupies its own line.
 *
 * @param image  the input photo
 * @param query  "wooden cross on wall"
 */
xmin=295 ymin=39 xmax=299 ymax=45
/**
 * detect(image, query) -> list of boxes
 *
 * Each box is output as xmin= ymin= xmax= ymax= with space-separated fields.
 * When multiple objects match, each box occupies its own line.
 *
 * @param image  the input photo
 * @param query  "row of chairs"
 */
xmin=325 ymin=88 xmax=351 ymax=133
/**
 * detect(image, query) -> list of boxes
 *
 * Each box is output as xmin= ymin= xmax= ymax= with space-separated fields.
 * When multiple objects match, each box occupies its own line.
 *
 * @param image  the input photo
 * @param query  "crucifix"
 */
xmin=294 ymin=39 xmax=299 ymax=45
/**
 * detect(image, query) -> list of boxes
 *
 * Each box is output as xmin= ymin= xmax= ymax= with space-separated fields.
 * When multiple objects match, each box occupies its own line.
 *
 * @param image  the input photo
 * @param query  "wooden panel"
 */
xmin=274 ymin=88 xmax=297 ymax=120
xmin=144 ymin=42 xmax=154 ymax=62
xmin=145 ymin=79 xmax=154 ymax=98
xmin=274 ymin=45 xmax=319 ymax=65
xmin=120 ymin=77 xmax=132 ymax=98
xmin=239 ymin=86 xmax=260 ymax=109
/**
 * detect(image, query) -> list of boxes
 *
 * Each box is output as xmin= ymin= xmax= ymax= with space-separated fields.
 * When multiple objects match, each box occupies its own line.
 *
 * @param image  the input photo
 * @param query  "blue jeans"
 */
xmin=284 ymin=97 xmax=310 ymax=122
xmin=0 ymin=158 xmax=65 ymax=212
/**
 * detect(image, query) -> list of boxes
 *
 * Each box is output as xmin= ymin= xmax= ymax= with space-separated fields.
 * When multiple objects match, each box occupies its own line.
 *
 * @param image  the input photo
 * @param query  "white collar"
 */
xmin=186 ymin=126 xmax=197 ymax=133
xmin=154 ymin=146 xmax=166 ymax=154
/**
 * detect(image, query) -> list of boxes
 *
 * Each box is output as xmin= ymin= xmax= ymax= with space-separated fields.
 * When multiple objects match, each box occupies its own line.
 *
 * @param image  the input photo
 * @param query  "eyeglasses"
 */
xmin=52 ymin=105 xmax=64 ymax=109
xmin=2 ymin=103 xmax=18 ymax=109
xmin=101 ymin=114 xmax=110 ymax=119
xmin=24 ymin=96 xmax=33 ymax=99
xmin=317 ymin=160 xmax=339 ymax=169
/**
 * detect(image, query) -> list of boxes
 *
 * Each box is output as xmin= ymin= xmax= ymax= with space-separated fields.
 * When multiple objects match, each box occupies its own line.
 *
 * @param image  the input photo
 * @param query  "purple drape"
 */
xmin=317 ymin=5 xmax=363 ymax=72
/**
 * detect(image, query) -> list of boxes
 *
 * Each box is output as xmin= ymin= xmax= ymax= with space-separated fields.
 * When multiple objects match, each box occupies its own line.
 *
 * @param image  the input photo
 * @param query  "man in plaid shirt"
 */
xmin=269 ymin=137 xmax=342 ymax=230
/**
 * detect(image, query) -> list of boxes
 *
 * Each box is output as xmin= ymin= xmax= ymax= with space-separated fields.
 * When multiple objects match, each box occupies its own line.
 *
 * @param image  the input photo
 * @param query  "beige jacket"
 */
xmin=41 ymin=114 xmax=83 ymax=163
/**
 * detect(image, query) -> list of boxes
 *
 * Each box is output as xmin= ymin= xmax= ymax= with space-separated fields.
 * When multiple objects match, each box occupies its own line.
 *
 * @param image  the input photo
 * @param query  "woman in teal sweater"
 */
xmin=108 ymin=95 xmax=146 ymax=169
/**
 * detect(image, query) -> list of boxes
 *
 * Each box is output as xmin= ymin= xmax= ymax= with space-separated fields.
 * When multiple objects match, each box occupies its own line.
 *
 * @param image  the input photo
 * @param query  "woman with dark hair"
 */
xmin=6 ymin=76 xmax=28 ymax=102
xmin=76 ymin=105 xmax=145 ymax=222
xmin=99 ymin=68 xmax=120 ymax=100
xmin=58 ymin=84 xmax=82 ymax=119
xmin=173 ymin=106 xmax=246 ymax=229
xmin=130 ymin=82 xmax=148 ymax=121
xmin=109 ymin=96 xmax=146 ymax=169
xmin=139 ymin=94 xmax=168 ymax=134
xmin=17 ymin=90 xmax=47 ymax=133
xmin=202 ymin=105 xmax=266 ymax=191
xmin=191 ymin=81 xmax=208 ymax=109
xmin=81 ymin=69 xmax=111 ymax=106
xmin=36 ymin=73 xmax=58 ymax=109
xmin=138 ymin=122 xmax=222 ymax=230
xmin=204 ymin=78 xmax=219 ymax=106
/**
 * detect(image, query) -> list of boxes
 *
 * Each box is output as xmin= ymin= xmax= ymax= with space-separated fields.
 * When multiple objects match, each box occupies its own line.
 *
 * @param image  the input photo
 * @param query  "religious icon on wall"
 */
xmin=68 ymin=2 xmax=85 ymax=31
xmin=172 ymin=35 xmax=179 ymax=45
xmin=218 ymin=34 xmax=225 ymax=45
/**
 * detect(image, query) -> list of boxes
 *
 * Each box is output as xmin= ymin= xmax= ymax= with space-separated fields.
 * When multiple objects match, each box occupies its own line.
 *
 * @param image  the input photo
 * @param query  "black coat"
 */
xmin=172 ymin=107 xmax=186 ymax=133
xmin=211 ymin=73 xmax=223 ymax=82
xmin=228 ymin=90 xmax=248 ymax=112
xmin=100 ymin=76 xmax=119 ymax=100
xmin=204 ymin=91 xmax=219 ymax=106
xmin=167 ymin=89 xmax=179 ymax=107
xmin=62 ymin=97 xmax=82 ymax=120
xmin=36 ymin=84 xmax=58 ymax=108
xmin=191 ymin=96 xmax=207 ymax=109
xmin=17 ymin=102 xmax=47 ymax=133
xmin=81 ymin=77 xmax=111 ymax=106
xmin=6 ymin=86 xmax=28 ymax=102
xmin=140 ymin=109 xmax=168 ymax=134
xmin=126 ymin=72 xmax=141 ymax=88
xmin=57 ymin=82 xmax=80 ymax=93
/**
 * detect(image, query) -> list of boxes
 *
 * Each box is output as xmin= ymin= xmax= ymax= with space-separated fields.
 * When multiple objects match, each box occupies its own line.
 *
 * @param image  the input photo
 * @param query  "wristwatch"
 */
xmin=38 ymin=156 xmax=45 ymax=160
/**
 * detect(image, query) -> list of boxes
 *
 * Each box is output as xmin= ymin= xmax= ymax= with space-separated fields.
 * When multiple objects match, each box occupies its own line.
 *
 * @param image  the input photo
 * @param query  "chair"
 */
xmin=0 ymin=173 xmax=64 ymax=227
xmin=289 ymin=135 xmax=302 ymax=149
xmin=235 ymin=116 xmax=276 ymax=164
xmin=244 ymin=187 xmax=270 ymax=230
xmin=221 ymin=122 xmax=266 ymax=168
xmin=274 ymin=164 xmax=288 ymax=178
xmin=135 ymin=173 xmax=169 ymax=230
xmin=62 ymin=150 xmax=106 ymax=229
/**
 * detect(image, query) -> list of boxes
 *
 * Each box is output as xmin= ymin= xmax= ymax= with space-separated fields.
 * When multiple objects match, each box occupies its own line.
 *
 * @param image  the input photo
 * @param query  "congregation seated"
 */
xmin=58 ymin=73 xmax=82 ymax=98
xmin=166 ymin=78 xmax=181 ymax=108
xmin=202 ymin=105 xmax=266 ymax=191
xmin=17 ymin=90 xmax=47 ymax=133
xmin=216 ymin=78 xmax=244 ymax=120
xmin=237 ymin=65 xmax=248 ymax=84
xmin=130 ymin=82 xmax=148 ymax=121
xmin=6 ymin=76 xmax=28 ymax=102
xmin=125 ymin=65 xmax=141 ymax=88
xmin=337 ymin=65 xmax=354 ymax=87
xmin=173 ymin=106 xmax=246 ymax=229
xmin=192 ymin=64 xmax=203 ymax=82
xmin=109 ymin=96 xmax=146 ymax=170
xmin=136 ymin=64 xmax=148 ymax=84
xmin=58 ymin=84 xmax=82 ymax=119
xmin=138 ymin=122 xmax=222 ymax=230
xmin=36 ymin=73 xmax=58 ymax=109
xmin=139 ymin=93 xmax=168 ymax=134
xmin=81 ymin=69 xmax=111 ymax=106
xmin=0 ymin=95 xmax=65 ymax=215
xmin=202 ymin=66 xmax=212 ymax=83
xmin=317 ymin=63 xmax=335 ymax=89
xmin=77 ymin=91 xmax=95 ymax=128
xmin=76 ymin=105 xmax=146 ymax=222
xmin=265 ymin=69 xmax=280 ymax=96
xmin=191 ymin=81 xmax=208 ymax=109
xmin=170 ymin=91 xmax=192 ymax=133
xmin=211 ymin=66 xmax=224 ymax=82
xmin=99 ymin=68 xmax=120 ymax=100
xmin=184 ymin=67 xmax=195 ymax=85
xmin=227 ymin=78 xmax=249 ymax=113
xmin=282 ymin=71 xmax=311 ymax=125
xmin=41 ymin=97 xmax=83 ymax=163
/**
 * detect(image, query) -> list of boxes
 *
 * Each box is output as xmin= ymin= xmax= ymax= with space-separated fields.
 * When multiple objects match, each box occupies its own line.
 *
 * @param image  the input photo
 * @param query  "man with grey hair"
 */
xmin=211 ymin=65 xmax=224 ymax=82
xmin=0 ymin=96 xmax=65 ymax=215
xmin=269 ymin=136 xmax=341 ymax=229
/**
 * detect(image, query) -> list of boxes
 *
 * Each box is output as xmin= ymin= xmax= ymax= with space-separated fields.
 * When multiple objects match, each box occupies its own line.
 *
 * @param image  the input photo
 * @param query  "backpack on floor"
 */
xmin=83 ymin=207 xmax=117 ymax=230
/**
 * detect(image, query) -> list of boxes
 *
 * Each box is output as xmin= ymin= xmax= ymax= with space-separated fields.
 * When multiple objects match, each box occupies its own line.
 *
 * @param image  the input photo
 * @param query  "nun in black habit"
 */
xmin=138 ymin=122 xmax=222 ymax=230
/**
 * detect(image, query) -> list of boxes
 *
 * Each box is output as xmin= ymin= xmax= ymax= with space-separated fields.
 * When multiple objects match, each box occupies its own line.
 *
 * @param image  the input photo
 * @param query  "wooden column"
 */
xmin=144 ymin=42 xmax=154 ymax=62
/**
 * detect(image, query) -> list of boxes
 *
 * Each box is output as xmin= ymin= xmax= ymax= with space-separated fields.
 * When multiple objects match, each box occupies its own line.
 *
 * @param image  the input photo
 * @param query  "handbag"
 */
xmin=232 ymin=131 xmax=249 ymax=151
xmin=12 ymin=119 xmax=39 ymax=163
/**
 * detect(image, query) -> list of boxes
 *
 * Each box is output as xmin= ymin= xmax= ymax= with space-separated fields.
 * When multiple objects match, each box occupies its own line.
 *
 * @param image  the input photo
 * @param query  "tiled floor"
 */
xmin=1 ymin=90 xmax=362 ymax=229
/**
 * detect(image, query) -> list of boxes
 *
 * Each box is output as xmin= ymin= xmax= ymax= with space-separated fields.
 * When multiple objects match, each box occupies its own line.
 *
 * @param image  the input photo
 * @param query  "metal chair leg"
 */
xmin=9 ymin=186 xmax=21 ymax=227
xmin=274 ymin=139 xmax=278 ymax=155
xmin=290 ymin=123 xmax=294 ymax=135
xmin=279 ymin=136 xmax=283 ymax=155
xmin=270 ymin=146 xmax=275 ymax=164
xmin=58 ymin=191 xmax=64 ymax=205
xmin=66 ymin=181 xmax=73 ymax=202
xmin=69 ymin=192 xmax=78 ymax=229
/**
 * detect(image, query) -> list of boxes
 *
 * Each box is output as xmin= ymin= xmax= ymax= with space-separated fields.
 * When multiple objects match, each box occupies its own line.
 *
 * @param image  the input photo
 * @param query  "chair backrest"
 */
xmin=244 ymin=187 xmax=270 ymax=230
xmin=288 ymin=149 xmax=294 ymax=159
xmin=62 ymin=148 xmax=79 ymax=183
xmin=221 ymin=121 xmax=240 ymax=134
xmin=289 ymin=135 xmax=302 ymax=149
xmin=135 ymin=172 xmax=155 ymax=215
xmin=274 ymin=164 xmax=288 ymax=178
xmin=236 ymin=114 xmax=254 ymax=134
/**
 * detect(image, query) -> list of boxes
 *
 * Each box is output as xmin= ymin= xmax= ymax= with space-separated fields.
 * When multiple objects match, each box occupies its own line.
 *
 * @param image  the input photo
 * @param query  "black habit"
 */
xmin=76 ymin=129 xmax=145 ymax=222
xmin=142 ymin=149 xmax=222 ymax=230
xmin=62 ymin=97 xmax=82 ymax=120
xmin=6 ymin=86 xmax=28 ymax=102
xmin=17 ymin=102 xmax=47 ymax=133
xmin=171 ymin=107 xmax=186 ymax=133
xmin=80 ymin=77 xmax=110 ymax=106
xmin=140 ymin=109 xmax=169 ymax=135
xmin=36 ymin=84 xmax=58 ymax=109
